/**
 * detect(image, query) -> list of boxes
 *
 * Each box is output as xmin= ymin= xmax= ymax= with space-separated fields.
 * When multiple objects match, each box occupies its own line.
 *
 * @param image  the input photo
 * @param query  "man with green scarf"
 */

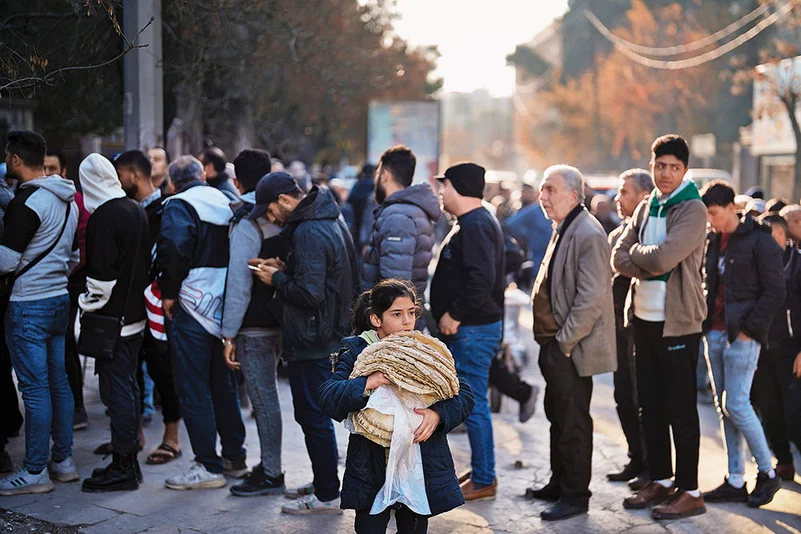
xmin=612 ymin=135 xmax=708 ymax=520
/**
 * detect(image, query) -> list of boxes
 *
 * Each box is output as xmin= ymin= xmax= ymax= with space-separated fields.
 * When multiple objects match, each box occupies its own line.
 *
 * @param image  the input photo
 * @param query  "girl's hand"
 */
xmin=413 ymin=408 xmax=441 ymax=443
xmin=365 ymin=371 xmax=390 ymax=391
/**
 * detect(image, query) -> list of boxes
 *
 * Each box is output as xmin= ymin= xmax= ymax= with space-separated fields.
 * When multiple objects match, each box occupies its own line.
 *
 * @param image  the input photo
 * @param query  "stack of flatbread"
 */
xmin=349 ymin=331 xmax=460 ymax=447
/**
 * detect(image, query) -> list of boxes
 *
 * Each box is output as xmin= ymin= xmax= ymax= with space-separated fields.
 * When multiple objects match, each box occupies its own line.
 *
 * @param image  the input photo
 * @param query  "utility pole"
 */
xmin=123 ymin=0 xmax=163 ymax=151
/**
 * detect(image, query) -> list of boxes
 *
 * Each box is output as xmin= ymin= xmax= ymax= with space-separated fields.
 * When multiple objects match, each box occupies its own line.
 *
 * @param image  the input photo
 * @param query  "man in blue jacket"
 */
xmin=249 ymin=173 xmax=359 ymax=515
xmin=505 ymin=183 xmax=551 ymax=273
xmin=158 ymin=156 xmax=247 ymax=491
xmin=363 ymin=146 xmax=442 ymax=308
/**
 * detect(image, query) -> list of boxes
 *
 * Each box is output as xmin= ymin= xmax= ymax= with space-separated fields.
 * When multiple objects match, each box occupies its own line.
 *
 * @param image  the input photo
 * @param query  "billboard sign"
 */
xmin=367 ymin=100 xmax=441 ymax=184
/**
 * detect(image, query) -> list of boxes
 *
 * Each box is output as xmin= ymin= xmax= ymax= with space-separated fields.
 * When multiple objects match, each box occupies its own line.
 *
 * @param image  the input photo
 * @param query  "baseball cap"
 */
xmin=250 ymin=171 xmax=302 ymax=220
xmin=435 ymin=163 xmax=486 ymax=199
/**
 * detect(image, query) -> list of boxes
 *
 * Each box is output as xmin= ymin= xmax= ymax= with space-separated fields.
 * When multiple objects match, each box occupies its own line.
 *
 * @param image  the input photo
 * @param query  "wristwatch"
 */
xmin=222 ymin=338 xmax=234 ymax=347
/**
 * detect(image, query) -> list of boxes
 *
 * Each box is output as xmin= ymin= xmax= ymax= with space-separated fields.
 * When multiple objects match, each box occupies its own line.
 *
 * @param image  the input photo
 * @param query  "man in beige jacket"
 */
xmin=527 ymin=165 xmax=616 ymax=521
xmin=613 ymin=135 xmax=708 ymax=520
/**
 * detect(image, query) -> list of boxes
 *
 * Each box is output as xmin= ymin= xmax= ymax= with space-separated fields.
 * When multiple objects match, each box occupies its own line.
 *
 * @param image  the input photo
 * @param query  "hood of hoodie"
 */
xmin=19 ymin=175 xmax=76 ymax=204
xmin=79 ymin=153 xmax=126 ymax=214
xmin=287 ymin=186 xmax=341 ymax=224
xmin=382 ymin=183 xmax=443 ymax=222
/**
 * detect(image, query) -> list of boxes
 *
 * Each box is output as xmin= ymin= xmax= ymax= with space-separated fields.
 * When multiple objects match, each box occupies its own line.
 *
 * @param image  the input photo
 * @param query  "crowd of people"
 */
xmin=0 ymin=130 xmax=799 ymax=532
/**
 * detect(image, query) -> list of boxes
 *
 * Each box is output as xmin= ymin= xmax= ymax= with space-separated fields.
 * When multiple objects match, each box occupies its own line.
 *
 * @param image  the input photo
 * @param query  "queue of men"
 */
xmin=0 ymin=130 xmax=799 ymax=527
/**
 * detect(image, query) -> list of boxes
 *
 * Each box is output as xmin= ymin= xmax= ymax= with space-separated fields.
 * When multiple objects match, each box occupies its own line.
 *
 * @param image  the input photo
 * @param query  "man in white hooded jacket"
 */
xmin=77 ymin=153 xmax=151 ymax=493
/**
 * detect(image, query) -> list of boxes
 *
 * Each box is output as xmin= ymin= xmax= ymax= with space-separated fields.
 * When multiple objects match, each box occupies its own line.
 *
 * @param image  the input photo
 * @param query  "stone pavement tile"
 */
xmin=0 ymin=491 xmax=45 ymax=508
xmin=12 ymin=497 xmax=119 ymax=526
xmin=208 ymin=511 xmax=357 ymax=534
xmin=80 ymin=511 xmax=163 ymax=534
xmin=144 ymin=502 xmax=227 ymax=532
xmin=134 ymin=527 xmax=201 ymax=534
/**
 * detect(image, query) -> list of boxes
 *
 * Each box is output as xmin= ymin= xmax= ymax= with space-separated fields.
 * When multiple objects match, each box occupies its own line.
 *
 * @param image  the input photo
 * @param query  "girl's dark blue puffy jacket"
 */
xmin=318 ymin=335 xmax=475 ymax=516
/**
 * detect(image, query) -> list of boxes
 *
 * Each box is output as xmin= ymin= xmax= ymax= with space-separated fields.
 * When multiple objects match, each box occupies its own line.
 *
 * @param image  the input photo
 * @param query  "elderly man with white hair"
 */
xmin=780 ymin=204 xmax=801 ymax=244
xmin=526 ymin=164 xmax=617 ymax=521
xmin=157 ymin=156 xmax=246 ymax=491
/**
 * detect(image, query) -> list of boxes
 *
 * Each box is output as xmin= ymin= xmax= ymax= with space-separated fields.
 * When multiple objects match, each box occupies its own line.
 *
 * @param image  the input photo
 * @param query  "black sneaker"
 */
xmin=703 ymin=478 xmax=748 ymax=503
xmin=607 ymin=460 xmax=644 ymax=482
xmin=223 ymin=457 xmax=248 ymax=479
xmin=93 ymin=458 xmax=142 ymax=483
xmin=82 ymin=453 xmax=139 ymax=492
xmin=747 ymin=472 xmax=781 ymax=508
xmin=73 ymin=407 xmax=88 ymax=431
xmin=230 ymin=465 xmax=285 ymax=497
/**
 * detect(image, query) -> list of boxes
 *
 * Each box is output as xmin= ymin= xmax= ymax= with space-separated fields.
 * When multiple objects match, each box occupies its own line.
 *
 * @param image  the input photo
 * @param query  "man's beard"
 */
xmin=122 ymin=183 xmax=139 ymax=198
xmin=5 ymin=169 xmax=21 ymax=184
xmin=375 ymin=181 xmax=386 ymax=204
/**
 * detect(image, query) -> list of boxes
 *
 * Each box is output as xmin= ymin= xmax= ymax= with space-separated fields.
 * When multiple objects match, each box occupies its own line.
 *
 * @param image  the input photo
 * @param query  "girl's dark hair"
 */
xmin=350 ymin=279 xmax=420 ymax=334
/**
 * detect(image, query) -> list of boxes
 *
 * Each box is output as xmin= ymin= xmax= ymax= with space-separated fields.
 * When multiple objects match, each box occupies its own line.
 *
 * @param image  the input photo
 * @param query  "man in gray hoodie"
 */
xmin=221 ymin=150 xmax=288 ymax=497
xmin=0 ymin=131 xmax=79 ymax=496
xmin=363 ymin=146 xmax=441 ymax=308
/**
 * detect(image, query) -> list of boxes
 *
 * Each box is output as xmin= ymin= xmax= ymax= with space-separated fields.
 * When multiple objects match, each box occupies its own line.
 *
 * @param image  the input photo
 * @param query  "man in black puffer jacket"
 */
xmin=700 ymin=181 xmax=785 ymax=509
xmin=249 ymin=173 xmax=359 ymax=515
xmin=750 ymin=214 xmax=801 ymax=483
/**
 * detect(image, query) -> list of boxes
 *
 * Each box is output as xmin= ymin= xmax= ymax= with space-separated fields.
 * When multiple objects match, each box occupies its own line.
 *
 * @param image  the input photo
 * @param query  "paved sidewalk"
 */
xmin=2 ymin=313 xmax=800 ymax=533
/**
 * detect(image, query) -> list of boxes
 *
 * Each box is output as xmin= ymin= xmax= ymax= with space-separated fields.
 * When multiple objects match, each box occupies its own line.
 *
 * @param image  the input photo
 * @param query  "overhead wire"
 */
xmin=585 ymin=0 xmax=798 ymax=70
xmin=584 ymin=2 xmax=772 ymax=57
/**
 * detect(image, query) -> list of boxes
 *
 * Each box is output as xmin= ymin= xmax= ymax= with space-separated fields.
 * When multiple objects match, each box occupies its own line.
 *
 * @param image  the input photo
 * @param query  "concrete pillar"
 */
xmin=123 ymin=0 xmax=163 ymax=151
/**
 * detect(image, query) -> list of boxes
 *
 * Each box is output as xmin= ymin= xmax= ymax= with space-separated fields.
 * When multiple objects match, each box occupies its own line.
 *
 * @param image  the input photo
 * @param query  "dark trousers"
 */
xmin=167 ymin=307 xmax=246 ymax=473
xmin=613 ymin=326 xmax=646 ymax=467
xmin=633 ymin=318 xmax=701 ymax=491
xmin=96 ymin=333 xmax=144 ymax=454
xmin=1 ymin=316 xmax=23 ymax=448
xmin=538 ymin=340 xmax=593 ymax=504
xmin=287 ymin=357 xmax=340 ymax=501
xmin=354 ymin=506 xmax=428 ymax=534
xmin=64 ymin=288 xmax=85 ymax=412
xmin=752 ymin=342 xmax=801 ymax=465
xmin=489 ymin=355 xmax=532 ymax=403
xmin=139 ymin=331 xmax=181 ymax=424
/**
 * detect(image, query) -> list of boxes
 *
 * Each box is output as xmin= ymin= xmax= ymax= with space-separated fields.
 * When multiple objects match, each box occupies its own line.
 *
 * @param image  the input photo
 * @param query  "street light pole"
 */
xmin=123 ymin=0 xmax=163 ymax=151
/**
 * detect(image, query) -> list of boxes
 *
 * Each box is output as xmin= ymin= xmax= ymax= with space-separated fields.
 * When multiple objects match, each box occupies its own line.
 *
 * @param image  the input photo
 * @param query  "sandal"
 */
xmin=146 ymin=443 xmax=183 ymax=465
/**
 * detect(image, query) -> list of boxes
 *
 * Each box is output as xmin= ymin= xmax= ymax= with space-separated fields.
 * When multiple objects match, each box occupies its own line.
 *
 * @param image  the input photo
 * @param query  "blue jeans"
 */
xmin=167 ymin=306 xmax=246 ymax=473
xmin=237 ymin=330 xmax=282 ymax=478
xmin=443 ymin=321 xmax=502 ymax=486
xmin=287 ymin=356 xmax=340 ymax=501
xmin=5 ymin=294 xmax=72 ymax=473
xmin=704 ymin=330 xmax=774 ymax=475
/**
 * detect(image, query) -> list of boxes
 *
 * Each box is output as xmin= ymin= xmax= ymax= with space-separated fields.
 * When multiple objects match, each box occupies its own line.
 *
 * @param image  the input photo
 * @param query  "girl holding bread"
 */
xmin=319 ymin=279 xmax=474 ymax=534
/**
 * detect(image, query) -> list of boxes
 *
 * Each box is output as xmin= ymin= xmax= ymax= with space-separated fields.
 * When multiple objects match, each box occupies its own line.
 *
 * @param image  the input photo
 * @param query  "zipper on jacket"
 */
xmin=788 ymin=309 xmax=794 ymax=338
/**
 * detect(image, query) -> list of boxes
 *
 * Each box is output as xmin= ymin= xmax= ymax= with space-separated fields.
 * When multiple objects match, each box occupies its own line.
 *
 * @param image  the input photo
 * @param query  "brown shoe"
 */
xmin=776 ymin=463 xmax=796 ymax=482
xmin=652 ymin=490 xmax=706 ymax=520
xmin=623 ymin=481 xmax=675 ymax=509
xmin=460 ymin=477 xmax=497 ymax=501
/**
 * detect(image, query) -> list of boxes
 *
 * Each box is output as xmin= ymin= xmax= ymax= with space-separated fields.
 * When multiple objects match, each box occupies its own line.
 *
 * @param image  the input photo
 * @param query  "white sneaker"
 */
xmin=284 ymin=481 xmax=314 ymax=499
xmin=281 ymin=494 xmax=343 ymax=515
xmin=0 ymin=466 xmax=55 ymax=496
xmin=49 ymin=457 xmax=79 ymax=483
xmin=165 ymin=462 xmax=226 ymax=490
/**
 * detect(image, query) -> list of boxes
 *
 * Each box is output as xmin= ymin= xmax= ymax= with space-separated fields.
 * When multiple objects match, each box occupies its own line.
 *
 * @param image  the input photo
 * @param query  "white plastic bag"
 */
xmin=365 ymin=385 xmax=431 ymax=516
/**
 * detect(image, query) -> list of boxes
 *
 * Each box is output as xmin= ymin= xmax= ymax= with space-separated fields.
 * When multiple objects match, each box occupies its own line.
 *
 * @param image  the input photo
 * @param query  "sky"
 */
xmin=392 ymin=0 xmax=570 ymax=96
